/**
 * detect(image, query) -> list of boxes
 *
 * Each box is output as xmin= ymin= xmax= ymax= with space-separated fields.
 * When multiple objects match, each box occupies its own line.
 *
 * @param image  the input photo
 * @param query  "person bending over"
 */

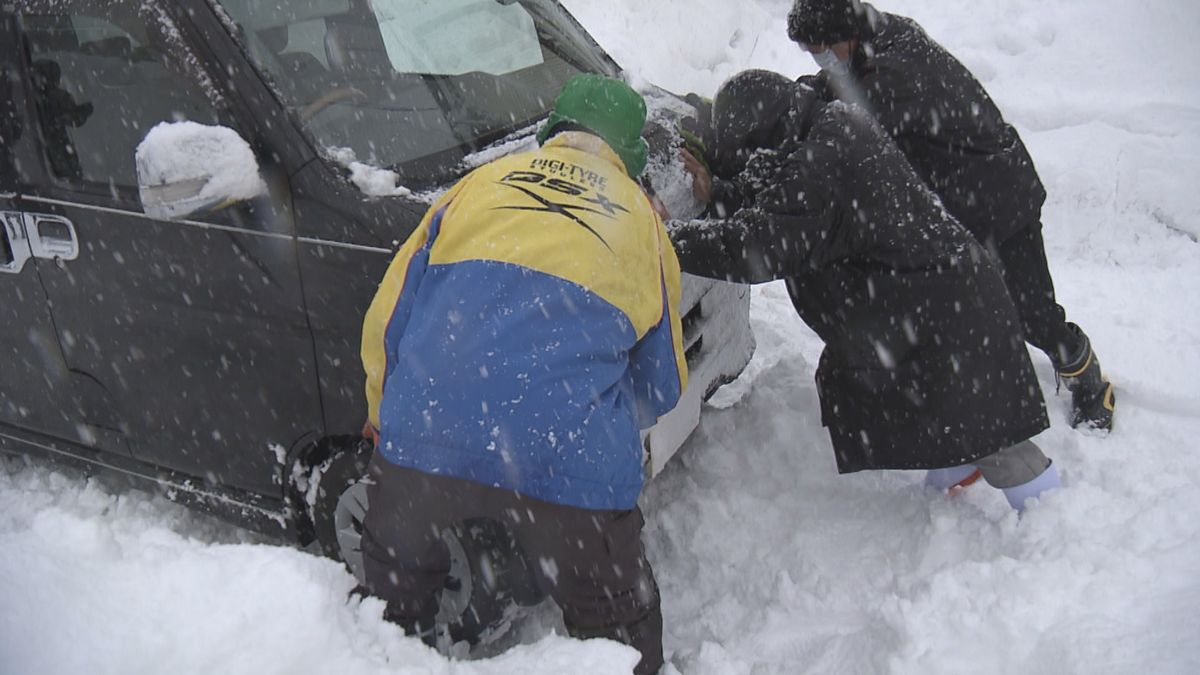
xmin=785 ymin=0 xmax=1114 ymax=433
xmin=360 ymin=74 xmax=687 ymax=674
xmin=673 ymin=70 xmax=1060 ymax=510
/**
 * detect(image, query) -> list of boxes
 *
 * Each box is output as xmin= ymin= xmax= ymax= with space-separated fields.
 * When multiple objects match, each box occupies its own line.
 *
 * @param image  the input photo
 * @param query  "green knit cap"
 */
xmin=536 ymin=74 xmax=648 ymax=178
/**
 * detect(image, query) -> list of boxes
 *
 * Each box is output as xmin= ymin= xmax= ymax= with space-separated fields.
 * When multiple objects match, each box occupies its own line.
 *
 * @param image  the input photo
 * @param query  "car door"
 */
xmin=0 ymin=21 xmax=91 ymax=447
xmin=14 ymin=0 xmax=323 ymax=496
xmin=0 ymin=204 xmax=93 ymax=448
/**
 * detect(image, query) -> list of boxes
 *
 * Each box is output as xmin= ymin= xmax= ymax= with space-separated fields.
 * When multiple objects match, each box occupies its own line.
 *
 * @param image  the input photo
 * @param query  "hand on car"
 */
xmin=362 ymin=420 xmax=379 ymax=448
xmin=645 ymin=189 xmax=671 ymax=221
xmin=679 ymin=148 xmax=712 ymax=203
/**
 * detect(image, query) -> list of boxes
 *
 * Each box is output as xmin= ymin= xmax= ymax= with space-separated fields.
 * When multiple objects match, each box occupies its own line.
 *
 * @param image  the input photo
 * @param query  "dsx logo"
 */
xmin=494 ymin=171 xmax=630 ymax=251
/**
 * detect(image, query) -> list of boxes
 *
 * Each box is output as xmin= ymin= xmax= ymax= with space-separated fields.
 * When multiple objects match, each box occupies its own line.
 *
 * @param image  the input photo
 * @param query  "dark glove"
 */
xmin=67 ymin=101 xmax=94 ymax=127
xmin=663 ymin=218 xmax=693 ymax=253
xmin=796 ymin=73 xmax=832 ymax=100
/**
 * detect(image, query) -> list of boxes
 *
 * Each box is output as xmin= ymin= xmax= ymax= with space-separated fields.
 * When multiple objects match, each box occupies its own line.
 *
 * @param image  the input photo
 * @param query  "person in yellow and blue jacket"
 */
xmin=358 ymin=74 xmax=686 ymax=675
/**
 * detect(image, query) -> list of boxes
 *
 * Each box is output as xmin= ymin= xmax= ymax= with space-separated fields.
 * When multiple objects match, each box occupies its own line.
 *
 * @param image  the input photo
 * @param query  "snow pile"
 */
xmin=327 ymin=131 xmax=540 ymax=201
xmin=0 ymin=461 xmax=638 ymax=675
xmin=326 ymin=147 xmax=414 ymax=199
xmin=4 ymin=1 xmax=1200 ymax=674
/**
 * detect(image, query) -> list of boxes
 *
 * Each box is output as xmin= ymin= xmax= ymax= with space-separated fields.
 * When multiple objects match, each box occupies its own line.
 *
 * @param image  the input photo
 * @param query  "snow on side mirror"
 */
xmin=136 ymin=121 xmax=267 ymax=221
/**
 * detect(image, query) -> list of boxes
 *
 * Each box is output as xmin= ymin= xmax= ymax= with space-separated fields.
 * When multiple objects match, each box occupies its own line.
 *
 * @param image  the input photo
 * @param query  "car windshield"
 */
xmin=217 ymin=0 xmax=617 ymax=186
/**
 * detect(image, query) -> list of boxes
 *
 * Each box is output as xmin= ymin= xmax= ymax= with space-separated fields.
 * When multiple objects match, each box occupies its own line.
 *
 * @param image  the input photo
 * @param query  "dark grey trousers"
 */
xmin=994 ymin=223 xmax=1083 ymax=364
xmin=360 ymin=450 xmax=663 ymax=675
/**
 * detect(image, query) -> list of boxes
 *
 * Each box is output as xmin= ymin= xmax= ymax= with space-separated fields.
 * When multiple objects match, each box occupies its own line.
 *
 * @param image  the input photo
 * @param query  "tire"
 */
xmin=441 ymin=518 xmax=544 ymax=645
xmin=306 ymin=436 xmax=373 ymax=584
xmin=301 ymin=442 xmax=546 ymax=641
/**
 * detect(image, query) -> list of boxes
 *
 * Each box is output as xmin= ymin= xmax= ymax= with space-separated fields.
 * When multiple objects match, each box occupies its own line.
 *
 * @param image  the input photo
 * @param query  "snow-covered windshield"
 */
xmin=217 ymin=0 xmax=616 ymax=185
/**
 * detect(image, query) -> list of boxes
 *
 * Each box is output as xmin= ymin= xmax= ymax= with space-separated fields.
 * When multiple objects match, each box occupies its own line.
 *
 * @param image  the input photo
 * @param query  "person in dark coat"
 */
xmin=785 ymin=0 xmax=1115 ymax=434
xmin=673 ymin=69 xmax=1061 ymax=510
xmin=29 ymin=59 xmax=92 ymax=180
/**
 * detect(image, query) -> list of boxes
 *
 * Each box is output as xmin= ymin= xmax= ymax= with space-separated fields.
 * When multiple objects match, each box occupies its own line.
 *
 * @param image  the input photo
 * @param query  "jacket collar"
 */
xmin=542 ymin=131 xmax=628 ymax=175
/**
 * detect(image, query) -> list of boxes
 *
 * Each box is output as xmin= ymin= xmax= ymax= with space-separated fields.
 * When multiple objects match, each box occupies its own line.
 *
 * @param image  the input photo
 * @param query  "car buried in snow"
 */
xmin=0 ymin=0 xmax=753 ymax=588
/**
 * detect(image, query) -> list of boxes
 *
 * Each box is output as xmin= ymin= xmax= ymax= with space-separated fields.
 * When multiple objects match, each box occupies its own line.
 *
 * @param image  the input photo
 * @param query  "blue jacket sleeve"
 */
xmin=629 ymin=252 xmax=687 ymax=429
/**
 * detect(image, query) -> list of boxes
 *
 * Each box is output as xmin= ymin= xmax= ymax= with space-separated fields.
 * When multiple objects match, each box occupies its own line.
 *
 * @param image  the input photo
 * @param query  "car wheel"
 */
xmin=307 ymin=437 xmax=373 ymax=584
xmin=440 ymin=518 xmax=544 ymax=645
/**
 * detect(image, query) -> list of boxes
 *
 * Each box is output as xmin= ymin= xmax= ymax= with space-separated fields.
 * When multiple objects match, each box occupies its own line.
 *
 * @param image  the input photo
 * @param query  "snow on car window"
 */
xmin=325 ymin=146 xmax=413 ymax=199
xmin=326 ymin=124 xmax=540 ymax=199
xmin=144 ymin=2 xmax=226 ymax=109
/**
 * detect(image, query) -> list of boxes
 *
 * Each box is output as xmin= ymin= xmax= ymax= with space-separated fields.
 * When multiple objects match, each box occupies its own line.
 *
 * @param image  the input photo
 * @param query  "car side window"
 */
xmin=22 ymin=2 xmax=220 ymax=190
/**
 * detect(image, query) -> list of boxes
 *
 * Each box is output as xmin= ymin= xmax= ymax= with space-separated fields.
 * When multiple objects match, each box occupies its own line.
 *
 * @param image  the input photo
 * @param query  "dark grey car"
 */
xmin=0 ymin=0 xmax=753 ymax=575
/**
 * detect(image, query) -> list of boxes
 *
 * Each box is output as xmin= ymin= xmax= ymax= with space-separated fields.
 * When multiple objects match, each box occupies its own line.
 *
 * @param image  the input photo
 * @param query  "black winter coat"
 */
xmin=671 ymin=102 xmax=1048 ymax=472
xmin=823 ymin=8 xmax=1047 ymax=246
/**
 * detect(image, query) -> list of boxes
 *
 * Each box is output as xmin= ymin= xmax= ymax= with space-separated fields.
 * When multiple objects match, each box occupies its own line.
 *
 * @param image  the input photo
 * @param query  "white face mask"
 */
xmin=812 ymin=49 xmax=851 ymax=77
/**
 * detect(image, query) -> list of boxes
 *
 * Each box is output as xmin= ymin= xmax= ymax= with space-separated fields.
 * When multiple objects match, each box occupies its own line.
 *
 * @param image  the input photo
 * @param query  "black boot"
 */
xmin=1056 ymin=324 xmax=1115 ymax=431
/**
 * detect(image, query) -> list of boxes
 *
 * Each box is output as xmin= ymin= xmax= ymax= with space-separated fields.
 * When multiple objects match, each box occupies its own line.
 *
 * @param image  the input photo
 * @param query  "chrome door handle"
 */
xmin=26 ymin=213 xmax=79 ymax=264
xmin=0 ymin=211 xmax=78 ymax=273
xmin=1 ymin=211 xmax=32 ymax=274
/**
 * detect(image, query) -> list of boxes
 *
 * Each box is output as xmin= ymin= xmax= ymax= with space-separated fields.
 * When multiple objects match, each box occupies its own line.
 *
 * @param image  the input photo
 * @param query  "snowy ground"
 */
xmin=3 ymin=1 xmax=1200 ymax=674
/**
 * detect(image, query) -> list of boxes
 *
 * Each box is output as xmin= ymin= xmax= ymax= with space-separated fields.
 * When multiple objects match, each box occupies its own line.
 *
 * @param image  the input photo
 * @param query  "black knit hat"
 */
xmin=787 ymin=0 xmax=865 ymax=46
xmin=710 ymin=70 xmax=819 ymax=178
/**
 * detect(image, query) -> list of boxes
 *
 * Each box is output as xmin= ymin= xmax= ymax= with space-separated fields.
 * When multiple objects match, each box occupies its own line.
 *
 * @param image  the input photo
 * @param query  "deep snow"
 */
xmin=3 ymin=1 xmax=1200 ymax=674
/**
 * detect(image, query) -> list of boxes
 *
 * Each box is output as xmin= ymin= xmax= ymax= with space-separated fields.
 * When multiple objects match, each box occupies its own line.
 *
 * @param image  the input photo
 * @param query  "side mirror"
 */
xmin=136 ymin=121 xmax=267 ymax=220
